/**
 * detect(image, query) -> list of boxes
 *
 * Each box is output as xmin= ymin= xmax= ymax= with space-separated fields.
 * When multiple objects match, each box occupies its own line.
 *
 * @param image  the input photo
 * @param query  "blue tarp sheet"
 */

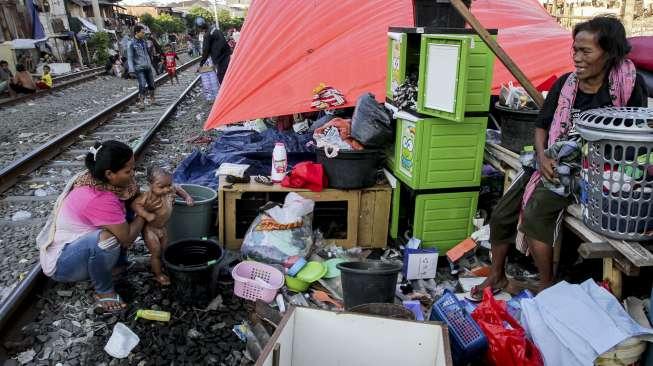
xmin=173 ymin=128 xmax=315 ymax=189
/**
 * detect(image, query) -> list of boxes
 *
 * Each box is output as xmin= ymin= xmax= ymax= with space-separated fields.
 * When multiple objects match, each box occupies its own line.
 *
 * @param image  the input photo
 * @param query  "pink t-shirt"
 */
xmin=40 ymin=186 xmax=126 ymax=276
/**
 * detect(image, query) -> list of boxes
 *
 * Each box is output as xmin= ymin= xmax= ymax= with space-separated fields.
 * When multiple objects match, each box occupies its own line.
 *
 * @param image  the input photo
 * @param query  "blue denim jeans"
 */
xmin=135 ymin=67 xmax=155 ymax=97
xmin=52 ymin=230 xmax=121 ymax=294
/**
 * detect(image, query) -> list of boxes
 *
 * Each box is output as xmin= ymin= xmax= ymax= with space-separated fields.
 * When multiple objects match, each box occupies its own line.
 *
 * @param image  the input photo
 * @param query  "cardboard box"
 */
xmin=256 ymin=307 xmax=453 ymax=366
xmin=403 ymin=248 xmax=439 ymax=280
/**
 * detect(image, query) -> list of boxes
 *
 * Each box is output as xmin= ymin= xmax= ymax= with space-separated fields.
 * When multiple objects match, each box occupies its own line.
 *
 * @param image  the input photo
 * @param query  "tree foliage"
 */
xmin=87 ymin=31 xmax=110 ymax=66
xmin=184 ymin=6 xmax=244 ymax=31
xmin=155 ymin=13 xmax=186 ymax=34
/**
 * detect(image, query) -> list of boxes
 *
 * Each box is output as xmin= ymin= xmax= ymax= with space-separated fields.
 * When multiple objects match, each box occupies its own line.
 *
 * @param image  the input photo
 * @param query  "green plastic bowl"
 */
xmin=296 ymin=261 xmax=327 ymax=283
xmin=285 ymin=275 xmax=310 ymax=292
xmin=323 ymin=258 xmax=346 ymax=279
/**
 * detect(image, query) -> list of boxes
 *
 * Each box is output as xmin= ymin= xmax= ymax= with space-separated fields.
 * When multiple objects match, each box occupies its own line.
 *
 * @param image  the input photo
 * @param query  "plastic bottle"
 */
xmin=135 ymin=309 xmax=171 ymax=322
xmin=271 ymin=142 xmax=287 ymax=182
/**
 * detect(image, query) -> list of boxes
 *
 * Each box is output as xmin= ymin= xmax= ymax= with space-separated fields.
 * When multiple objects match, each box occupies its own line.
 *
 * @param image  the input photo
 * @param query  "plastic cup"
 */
xmin=104 ymin=322 xmax=140 ymax=358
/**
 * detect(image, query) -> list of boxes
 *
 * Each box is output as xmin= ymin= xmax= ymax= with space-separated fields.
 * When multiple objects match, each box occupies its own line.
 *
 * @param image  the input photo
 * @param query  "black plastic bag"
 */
xmin=350 ymin=93 xmax=393 ymax=148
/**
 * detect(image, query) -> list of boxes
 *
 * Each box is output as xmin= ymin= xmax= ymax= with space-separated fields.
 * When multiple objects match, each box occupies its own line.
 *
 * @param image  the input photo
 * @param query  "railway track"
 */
xmin=0 ymin=49 xmax=192 ymax=109
xmin=0 ymin=56 xmax=202 ymax=333
xmin=0 ymin=67 xmax=105 ymax=108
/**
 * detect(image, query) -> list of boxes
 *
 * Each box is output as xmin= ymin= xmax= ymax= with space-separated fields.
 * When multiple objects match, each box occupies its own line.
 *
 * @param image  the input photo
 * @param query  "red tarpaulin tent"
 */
xmin=204 ymin=0 xmax=574 ymax=129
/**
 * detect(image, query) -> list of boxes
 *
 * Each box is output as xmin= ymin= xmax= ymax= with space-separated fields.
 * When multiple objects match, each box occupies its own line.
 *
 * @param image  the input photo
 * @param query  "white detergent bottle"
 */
xmin=271 ymin=142 xmax=287 ymax=182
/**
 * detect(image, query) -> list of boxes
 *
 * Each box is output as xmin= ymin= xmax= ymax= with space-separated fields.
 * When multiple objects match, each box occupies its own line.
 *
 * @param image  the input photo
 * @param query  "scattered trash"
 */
xmin=56 ymin=290 xmax=74 ymax=297
xmin=11 ymin=210 xmax=32 ymax=221
xmin=104 ymin=322 xmax=140 ymax=359
xmin=134 ymin=309 xmax=170 ymax=322
xmin=17 ymin=349 xmax=36 ymax=364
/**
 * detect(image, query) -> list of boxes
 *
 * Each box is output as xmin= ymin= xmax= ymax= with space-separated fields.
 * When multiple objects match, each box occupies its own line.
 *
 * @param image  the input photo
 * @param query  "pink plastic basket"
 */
xmin=232 ymin=261 xmax=285 ymax=303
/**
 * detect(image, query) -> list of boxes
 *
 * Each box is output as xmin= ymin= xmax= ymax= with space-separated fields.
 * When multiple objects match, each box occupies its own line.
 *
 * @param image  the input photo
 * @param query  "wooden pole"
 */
xmin=72 ymin=35 xmax=84 ymax=67
xmin=450 ymin=0 xmax=545 ymax=108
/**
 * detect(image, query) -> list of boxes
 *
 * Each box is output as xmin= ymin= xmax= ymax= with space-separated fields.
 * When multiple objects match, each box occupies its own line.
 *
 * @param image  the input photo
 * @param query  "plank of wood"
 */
xmin=577 ymin=242 xmax=639 ymax=276
xmin=566 ymin=205 xmax=653 ymax=267
xmin=450 ymin=0 xmax=545 ymax=107
xmin=578 ymin=242 xmax=618 ymax=259
xmin=603 ymin=258 xmax=623 ymax=299
xmin=485 ymin=143 xmax=521 ymax=171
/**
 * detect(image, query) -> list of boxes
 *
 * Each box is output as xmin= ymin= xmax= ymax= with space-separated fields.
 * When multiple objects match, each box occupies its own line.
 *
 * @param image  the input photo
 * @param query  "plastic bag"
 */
xmin=241 ymin=200 xmax=314 ymax=265
xmin=281 ymin=162 xmax=327 ymax=192
xmin=471 ymin=287 xmax=544 ymax=366
xmin=499 ymin=81 xmax=537 ymax=111
xmin=350 ymin=93 xmax=393 ymax=148
xmin=265 ymin=192 xmax=315 ymax=224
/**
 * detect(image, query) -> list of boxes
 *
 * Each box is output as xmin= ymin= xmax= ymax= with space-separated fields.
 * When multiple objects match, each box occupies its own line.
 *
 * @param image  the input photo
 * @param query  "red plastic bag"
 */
xmin=281 ymin=162 xmax=327 ymax=192
xmin=471 ymin=287 xmax=544 ymax=366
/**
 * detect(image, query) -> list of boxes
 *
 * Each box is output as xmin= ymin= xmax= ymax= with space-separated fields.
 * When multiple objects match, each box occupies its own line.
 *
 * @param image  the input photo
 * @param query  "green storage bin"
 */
xmin=392 ymin=111 xmax=487 ymax=190
xmin=413 ymin=190 xmax=478 ymax=251
xmin=387 ymin=184 xmax=478 ymax=250
xmin=385 ymin=28 xmax=495 ymax=120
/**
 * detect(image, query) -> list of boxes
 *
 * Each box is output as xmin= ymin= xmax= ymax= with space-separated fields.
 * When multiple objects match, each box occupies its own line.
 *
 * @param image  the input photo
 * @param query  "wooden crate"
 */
xmin=218 ymin=182 xmax=391 ymax=250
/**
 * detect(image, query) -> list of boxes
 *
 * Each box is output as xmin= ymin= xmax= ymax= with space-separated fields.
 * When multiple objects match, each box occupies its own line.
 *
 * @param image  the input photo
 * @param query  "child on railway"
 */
xmin=131 ymin=168 xmax=194 ymax=285
xmin=163 ymin=44 xmax=180 ymax=85
xmin=36 ymin=65 xmax=52 ymax=89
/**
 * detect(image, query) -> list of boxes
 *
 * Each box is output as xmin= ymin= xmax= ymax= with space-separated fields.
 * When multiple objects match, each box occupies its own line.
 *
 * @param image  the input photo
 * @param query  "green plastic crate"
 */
xmin=385 ymin=29 xmax=495 ymax=121
xmin=392 ymin=111 xmax=487 ymax=190
xmin=417 ymin=34 xmax=495 ymax=121
xmin=413 ymin=190 xmax=478 ymax=251
xmin=387 ymin=184 xmax=478 ymax=250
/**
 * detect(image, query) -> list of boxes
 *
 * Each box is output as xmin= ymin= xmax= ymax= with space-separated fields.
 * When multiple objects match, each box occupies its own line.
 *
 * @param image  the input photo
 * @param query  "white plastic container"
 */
xmin=271 ymin=142 xmax=288 ymax=182
xmin=104 ymin=322 xmax=140 ymax=358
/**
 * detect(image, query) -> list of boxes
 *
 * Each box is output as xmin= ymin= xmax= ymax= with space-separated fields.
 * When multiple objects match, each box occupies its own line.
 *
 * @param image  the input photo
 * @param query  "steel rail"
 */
xmin=0 ymin=61 xmax=201 ymax=332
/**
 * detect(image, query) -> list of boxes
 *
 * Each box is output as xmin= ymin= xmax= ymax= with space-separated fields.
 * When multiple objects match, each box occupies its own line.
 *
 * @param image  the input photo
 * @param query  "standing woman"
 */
xmin=470 ymin=16 xmax=648 ymax=299
xmin=38 ymin=140 xmax=147 ymax=314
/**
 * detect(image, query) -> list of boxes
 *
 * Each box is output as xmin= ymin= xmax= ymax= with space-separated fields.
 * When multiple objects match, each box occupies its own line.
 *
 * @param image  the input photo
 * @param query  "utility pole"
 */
xmin=212 ymin=0 xmax=219 ymax=28
xmin=91 ymin=0 xmax=104 ymax=31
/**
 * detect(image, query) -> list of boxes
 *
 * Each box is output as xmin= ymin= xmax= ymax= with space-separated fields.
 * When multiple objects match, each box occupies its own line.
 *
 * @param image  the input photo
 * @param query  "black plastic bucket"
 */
xmin=494 ymin=102 xmax=540 ymax=153
xmin=413 ymin=0 xmax=471 ymax=28
xmin=337 ymin=261 xmax=402 ymax=310
xmin=163 ymin=239 xmax=223 ymax=305
xmin=316 ymin=148 xmax=382 ymax=189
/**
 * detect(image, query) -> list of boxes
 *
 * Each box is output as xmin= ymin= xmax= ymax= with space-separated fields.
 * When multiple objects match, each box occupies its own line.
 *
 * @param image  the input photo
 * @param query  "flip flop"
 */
xmin=465 ymin=284 xmax=504 ymax=302
xmin=93 ymin=293 xmax=127 ymax=315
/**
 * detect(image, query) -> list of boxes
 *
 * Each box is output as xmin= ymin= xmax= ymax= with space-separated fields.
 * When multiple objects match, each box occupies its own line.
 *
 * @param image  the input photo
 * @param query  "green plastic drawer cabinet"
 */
xmin=392 ymin=111 xmax=487 ymax=190
xmin=386 ymin=28 xmax=495 ymax=121
xmin=414 ymin=190 xmax=478 ymax=251
xmin=388 ymin=181 xmax=478 ymax=251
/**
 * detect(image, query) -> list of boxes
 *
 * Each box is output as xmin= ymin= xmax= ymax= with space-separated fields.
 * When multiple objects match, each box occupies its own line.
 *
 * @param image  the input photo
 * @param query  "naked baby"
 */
xmin=131 ymin=167 xmax=194 ymax=285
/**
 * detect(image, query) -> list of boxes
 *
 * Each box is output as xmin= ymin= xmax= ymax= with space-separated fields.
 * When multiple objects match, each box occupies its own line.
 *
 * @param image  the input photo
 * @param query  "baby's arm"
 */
xmin=131 ymin=193 xmax=157 ymax=222
xmin=175 ymin=185 xmax=194 ymax=206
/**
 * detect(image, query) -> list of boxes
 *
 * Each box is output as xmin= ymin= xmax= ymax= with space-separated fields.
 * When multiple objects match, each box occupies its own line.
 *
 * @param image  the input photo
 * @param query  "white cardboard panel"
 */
xmin=289 ymin=308 xmax=446 ymax=366
xmin=261 ymin=311 xmax=296 ymax=366
xmin=424 ymin=43 xmax=459 ymax=113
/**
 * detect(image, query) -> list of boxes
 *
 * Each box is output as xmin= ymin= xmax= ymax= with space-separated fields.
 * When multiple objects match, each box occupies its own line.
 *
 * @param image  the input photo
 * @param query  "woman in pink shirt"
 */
xmin=38 ymin=140 xmax=151 ymax=314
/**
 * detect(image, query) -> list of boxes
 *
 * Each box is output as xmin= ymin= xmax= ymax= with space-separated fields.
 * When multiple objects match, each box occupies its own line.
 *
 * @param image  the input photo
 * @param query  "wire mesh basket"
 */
xmin=576 ymin=107 xmax=653 ymax=240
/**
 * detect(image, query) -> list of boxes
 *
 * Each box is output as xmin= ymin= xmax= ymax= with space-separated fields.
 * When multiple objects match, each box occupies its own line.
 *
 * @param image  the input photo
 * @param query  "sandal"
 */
xmin=465 ymin=278 xmax=509 ymax=302
xmin=94 ymin=293 xmax=127 ymax=314
xmin=254 ymin=175 xmax=273 ymax=186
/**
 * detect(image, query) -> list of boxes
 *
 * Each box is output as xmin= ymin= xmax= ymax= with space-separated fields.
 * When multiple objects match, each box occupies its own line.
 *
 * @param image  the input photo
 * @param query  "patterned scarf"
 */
xmin=515 ymin=59 xmax=636 ymax=251
xmin=73 ymin=171 xmax=139 ymax=201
